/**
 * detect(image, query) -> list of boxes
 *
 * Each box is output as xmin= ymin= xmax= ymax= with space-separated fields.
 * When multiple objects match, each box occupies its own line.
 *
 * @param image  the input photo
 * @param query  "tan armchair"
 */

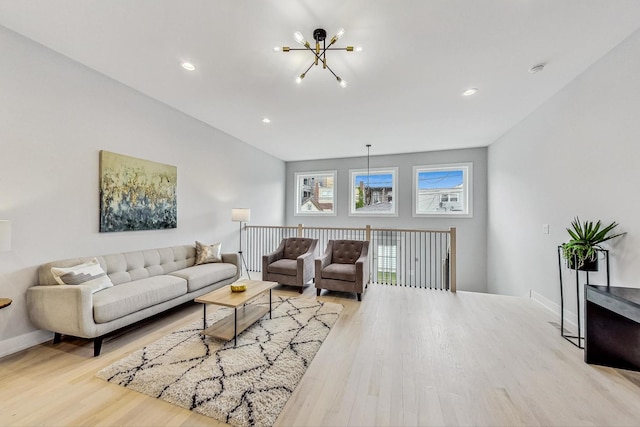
xmin=315 ymin=240 xmax=370 ymax=301
xmin=262 ymin=237 xmax=318 ymax=293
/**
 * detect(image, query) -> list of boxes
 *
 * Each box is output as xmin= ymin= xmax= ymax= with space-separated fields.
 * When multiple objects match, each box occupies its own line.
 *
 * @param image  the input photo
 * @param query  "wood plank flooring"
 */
xmin=1 ymin=284 xmax=640 ymax=426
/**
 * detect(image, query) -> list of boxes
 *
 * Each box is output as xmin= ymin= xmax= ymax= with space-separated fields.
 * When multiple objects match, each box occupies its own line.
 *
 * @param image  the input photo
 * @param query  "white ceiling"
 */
xmin=2 ymin=1 xmax=640 ymax=161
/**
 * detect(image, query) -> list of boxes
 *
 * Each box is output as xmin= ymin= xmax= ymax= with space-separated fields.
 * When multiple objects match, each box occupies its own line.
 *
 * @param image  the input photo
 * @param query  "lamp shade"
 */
xmin=231 ymin=208 xmax=251 ymax=223
xmin=0 ymin=220 xmax=11 ymax=252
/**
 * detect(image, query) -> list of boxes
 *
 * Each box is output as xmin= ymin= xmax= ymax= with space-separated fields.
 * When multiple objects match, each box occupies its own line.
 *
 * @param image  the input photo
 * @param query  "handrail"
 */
xmin=244 ymin=224 xmax=457 ymax=292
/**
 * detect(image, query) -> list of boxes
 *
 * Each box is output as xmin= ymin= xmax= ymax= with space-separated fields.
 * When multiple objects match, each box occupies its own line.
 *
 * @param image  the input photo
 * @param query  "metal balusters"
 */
xmin=245 ymin=225 xmax=456 ymax=291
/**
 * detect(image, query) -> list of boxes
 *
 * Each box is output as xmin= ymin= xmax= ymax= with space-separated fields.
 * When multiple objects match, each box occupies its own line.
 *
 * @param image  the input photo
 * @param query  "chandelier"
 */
xmin=275 ymin=28 xmax=357 ymax=88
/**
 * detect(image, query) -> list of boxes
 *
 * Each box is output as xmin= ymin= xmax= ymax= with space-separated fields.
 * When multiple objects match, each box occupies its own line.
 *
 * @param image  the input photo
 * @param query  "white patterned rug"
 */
xmin=97 ymin=296 xmax=342 ymax=427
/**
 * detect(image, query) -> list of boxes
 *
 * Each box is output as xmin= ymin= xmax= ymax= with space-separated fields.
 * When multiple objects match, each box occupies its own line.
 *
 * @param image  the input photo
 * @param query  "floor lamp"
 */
xmin=231 ymin=208 xmax=251 ymax=279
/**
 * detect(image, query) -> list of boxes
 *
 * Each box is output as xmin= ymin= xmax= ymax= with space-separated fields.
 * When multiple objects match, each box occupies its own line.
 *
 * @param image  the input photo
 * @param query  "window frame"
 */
xmin=412 ymin=162 xmax=473 ymax=218
xmin=294 ymin=170 xmax=337 ymax=216
xmin=348 ymin=167 xmax=398 ymax=217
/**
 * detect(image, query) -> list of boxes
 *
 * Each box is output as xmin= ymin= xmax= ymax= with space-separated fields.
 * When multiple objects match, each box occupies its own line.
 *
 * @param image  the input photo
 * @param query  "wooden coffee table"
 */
xmin=195 ymin=279 xmax=277 ymax=346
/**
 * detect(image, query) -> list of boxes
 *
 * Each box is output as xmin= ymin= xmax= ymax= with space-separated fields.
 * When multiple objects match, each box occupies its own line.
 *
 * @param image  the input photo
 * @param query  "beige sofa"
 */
xmin=27 ymin=244 xmax=240 ymax=356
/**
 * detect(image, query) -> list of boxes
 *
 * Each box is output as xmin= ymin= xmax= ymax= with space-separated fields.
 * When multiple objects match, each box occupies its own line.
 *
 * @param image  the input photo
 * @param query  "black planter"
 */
xmin=568 ymin=256 xmax=599 ymax=271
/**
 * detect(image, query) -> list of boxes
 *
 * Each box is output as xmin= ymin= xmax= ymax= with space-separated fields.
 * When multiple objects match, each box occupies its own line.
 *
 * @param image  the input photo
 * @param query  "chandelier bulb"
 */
xmin=294 ymin=31 xmax=307 ymax=46
xmin=296 ymin=73 xmax=306 ymax=84
xmin=273 ymin=46 xmax=281 ymax=52
xmin=330 ymin=28 xmax=346 ymax=45
xmin=337 ymin=77 xmax=348 ymax=88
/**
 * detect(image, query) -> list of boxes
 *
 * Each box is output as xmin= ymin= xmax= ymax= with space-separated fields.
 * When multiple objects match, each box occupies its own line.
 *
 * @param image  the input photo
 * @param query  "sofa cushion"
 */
xmin=50 ymin=258 xmax=114 ymax=293
xmin=267 ymin=259 xmax=297 ymax=276
xmin=195 ymin=241 xmax=222 ymax=265
xmin=168 ymin=263 xmax=237 ymax=292
xmin=322 ymin=263 xmax=356 ymax=282
xmin=93 ymin=275 xmax=187 ymax=323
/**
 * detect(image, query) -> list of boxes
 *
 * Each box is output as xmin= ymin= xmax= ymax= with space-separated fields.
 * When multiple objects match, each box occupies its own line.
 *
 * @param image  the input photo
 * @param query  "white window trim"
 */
xmin=348 ymin=167 xmax=398 ymax=217
xmin=412 ymin=162 xmax=473 ymax=218
xmin=294 ymin=170 xmax=337 ymax=216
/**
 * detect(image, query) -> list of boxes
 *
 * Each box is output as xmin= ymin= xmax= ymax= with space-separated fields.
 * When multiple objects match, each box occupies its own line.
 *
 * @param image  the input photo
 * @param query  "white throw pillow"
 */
xmin=51 ymin=258 xmax=114 ymax=293
xmin=195 ymin=241 xmax=222 ymax=265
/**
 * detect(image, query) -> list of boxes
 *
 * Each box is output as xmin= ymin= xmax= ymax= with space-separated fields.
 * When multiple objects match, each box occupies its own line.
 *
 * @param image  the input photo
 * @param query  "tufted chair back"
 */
xmin=283 ymin=238 xmax=316 ymax=259
xmin=330 ymin=240 xmax=367 ymax=264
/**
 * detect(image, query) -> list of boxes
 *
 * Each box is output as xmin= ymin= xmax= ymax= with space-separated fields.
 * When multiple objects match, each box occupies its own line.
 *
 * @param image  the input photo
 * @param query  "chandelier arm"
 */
xmin=302 ymin=44 xmax=326 ymax=64
xmin=285 ymin=47 xmax=351 ymax=51
xmin=323 ymin=63 xmax=339 ymax=79
xmin=301 ymin=61 xmax=315 ymax=76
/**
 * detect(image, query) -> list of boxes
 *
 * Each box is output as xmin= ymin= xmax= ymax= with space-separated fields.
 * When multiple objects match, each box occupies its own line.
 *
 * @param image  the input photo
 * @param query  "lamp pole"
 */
xmin=232 ymin=208 xmax=251 ymax=279
xmin=238 ymin=220 xmax=251 ymax=279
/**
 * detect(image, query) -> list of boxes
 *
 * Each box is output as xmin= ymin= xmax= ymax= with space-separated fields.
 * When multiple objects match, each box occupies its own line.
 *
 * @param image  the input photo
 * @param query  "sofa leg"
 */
xmin=53 ymin=332 xmax=62 ymax=344
xmin=316 ymin=288 xmax=321 ymax=296
xmin=357 ymin=293 xmax=362 ymax=302
xmin=94 ymin=337 xmax=103 ymax=357
xmin=299 ymin=287 xmax=303 ymax=294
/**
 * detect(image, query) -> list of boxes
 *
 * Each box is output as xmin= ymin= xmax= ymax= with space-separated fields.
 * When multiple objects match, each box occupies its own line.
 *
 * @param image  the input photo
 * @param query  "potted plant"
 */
xmin=561 ymin=217 xmax=625 ymax=271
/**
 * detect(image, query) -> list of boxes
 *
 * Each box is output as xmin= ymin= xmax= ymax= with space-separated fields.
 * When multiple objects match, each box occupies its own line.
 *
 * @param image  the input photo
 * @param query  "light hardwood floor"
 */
xmin=2 ymin=284 xmax=640 ymax=426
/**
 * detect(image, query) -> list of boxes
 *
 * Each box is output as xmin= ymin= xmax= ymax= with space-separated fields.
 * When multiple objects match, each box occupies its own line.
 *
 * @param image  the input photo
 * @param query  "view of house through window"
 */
xmin=413 ymin=163 xmax=472 ymax=217
xmin=349 ymin=167 xmax=398 ymax=216
xmin=294 ymin=170 xmax=336 ymax=215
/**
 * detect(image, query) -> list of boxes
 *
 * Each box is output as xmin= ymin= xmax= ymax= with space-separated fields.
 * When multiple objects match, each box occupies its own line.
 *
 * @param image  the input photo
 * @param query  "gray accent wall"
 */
xmin=286 ymin=147 xmax=488 ymax=293
xmin=0 ymin=26 xmax=285 ymax=356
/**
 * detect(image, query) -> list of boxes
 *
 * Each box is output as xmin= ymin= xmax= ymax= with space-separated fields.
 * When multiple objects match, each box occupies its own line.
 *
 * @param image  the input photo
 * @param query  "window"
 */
xmin=349 ymin=167 xmax=398 ymax=216
xmin=295 ymin=170 xmax=337 ymax=216
xmin=413 ymin=163 xmax=472 ymax=217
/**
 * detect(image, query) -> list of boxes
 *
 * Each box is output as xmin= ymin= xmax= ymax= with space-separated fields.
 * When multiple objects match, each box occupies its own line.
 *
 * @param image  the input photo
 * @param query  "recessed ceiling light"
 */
xmin=529 ymin=63 xmax=545 ymax=74
xmin=262 ymin=117 xmax=271 ymax=124
xmin=180 ymin=61 xmax=196 ymax=71
xmin=462 ymin=88 xmax=479 ymax=96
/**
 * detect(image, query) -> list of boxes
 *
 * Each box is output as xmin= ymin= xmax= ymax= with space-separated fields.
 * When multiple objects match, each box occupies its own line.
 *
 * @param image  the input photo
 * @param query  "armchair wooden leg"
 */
xmin=357 ymin=293 xmax=362 ymax=301
xmin=299 ymin=287 xmax=303 ymax=294
xmin=316 ymin=288 xmax=321 ymax=296
xmin=53 ymin=333 xmax=62 ymax=344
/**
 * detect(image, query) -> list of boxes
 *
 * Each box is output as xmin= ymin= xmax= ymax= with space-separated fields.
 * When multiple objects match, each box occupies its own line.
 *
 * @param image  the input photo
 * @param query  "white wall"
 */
xmin=487 ymin=29 xmax=640 ymax=311
xmin=286 ymin=147 xmax=488 ymax=293
xmin=0 ymin=26 xmax=285 ymax=356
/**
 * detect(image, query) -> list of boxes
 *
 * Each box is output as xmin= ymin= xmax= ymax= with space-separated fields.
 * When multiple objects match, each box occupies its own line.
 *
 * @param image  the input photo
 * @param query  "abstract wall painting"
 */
xmin=99 ymin=150 xmax=177 ymax=232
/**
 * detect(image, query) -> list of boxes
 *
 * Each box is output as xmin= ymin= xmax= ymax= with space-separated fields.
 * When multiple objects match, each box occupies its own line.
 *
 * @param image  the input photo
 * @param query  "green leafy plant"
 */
xmin=561 ymin=217 xmax=625 ymax=269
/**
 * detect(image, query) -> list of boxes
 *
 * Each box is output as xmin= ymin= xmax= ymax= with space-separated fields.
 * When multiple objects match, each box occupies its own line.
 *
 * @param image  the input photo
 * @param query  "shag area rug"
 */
xmin=97 ymin=296 xmax=342 ymax=427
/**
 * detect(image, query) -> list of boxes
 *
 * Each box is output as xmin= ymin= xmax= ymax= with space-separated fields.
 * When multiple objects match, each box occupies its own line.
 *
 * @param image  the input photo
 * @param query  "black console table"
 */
xmin=585 ymin=285 xmax=640 ymax=372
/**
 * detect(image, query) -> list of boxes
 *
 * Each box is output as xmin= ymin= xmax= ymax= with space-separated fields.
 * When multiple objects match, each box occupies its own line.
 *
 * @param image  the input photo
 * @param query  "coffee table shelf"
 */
xmin=202 ymin=304 xmax=270 ymax=340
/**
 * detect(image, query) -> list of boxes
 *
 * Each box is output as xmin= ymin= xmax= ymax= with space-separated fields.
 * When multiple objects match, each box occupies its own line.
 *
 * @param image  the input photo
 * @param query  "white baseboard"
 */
xmin=0 ymin=329 xmax=52 ymax=359
xmin=529 ymin=289 xmax=580 ymax=332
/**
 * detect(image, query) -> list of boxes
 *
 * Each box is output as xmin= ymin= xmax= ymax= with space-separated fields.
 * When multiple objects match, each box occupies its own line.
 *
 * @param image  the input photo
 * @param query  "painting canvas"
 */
xmin=99 ymin=150 xmax=177 ymax=232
